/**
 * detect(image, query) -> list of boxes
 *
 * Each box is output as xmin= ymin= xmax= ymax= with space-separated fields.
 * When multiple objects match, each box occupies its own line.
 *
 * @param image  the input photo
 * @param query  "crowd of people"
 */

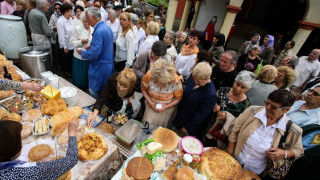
xmin=1 ymin=0 xmax=320 ymax=179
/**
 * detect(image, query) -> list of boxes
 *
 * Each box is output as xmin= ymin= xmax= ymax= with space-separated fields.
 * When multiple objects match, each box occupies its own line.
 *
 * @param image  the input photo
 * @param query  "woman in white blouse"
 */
xmin=115 ymin=12 xmax=135 ymax=72
xmin=137 ymin=21 xmax=159 ymax=57
xmin=163 ymin=31 xmax=178 ymax=62
xmin=57 ymin=3 xmax=74 ymax=77
xmin=69 ymin=12 xmax=93 ymax=89
xmin=73 ymin=5 xmax=84 ymax=27
xmin=106 ymin=9 xmax=120 ymax=57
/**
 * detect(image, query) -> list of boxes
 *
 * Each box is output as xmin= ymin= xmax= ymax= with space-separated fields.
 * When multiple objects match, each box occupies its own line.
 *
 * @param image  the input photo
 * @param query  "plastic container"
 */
xmin=60 ymin=87 xmax=78 ymax=107
xmin=115 ymin=120 xmax=143 ymax=147
xmin=32 ymin=116 xmax=50 ymax=136
xmin=180 ymin=136 xmax=204 ymax=155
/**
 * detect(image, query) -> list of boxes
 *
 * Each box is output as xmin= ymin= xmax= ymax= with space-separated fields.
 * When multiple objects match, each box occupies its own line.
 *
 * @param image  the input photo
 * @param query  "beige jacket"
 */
xmin=228 ymin=106 xmax=304 ymax=159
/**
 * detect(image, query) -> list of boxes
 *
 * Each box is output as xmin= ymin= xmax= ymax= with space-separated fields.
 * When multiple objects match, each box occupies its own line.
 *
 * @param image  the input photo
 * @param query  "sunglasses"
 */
xmin=308 ymin=89 xmax=320 ymax=96
xmin=264 ymin=100 xmax=287 ymax=110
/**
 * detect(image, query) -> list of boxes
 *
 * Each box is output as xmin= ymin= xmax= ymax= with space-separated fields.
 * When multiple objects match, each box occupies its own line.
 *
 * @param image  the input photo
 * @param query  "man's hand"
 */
xmin=81 ymin=39 xmax=89 ymax=44
xmin=216 ymin=111 xmax=226 ymax=120
xmin=64 ymin=48 xmax=69 ymax=54
xmin=76 ymin=49 xmax=82 ymax=55
xmin=181 ymin=127 xmax=188 ymax=136
xmin=84 ymin=45 xmax=90 ymax=50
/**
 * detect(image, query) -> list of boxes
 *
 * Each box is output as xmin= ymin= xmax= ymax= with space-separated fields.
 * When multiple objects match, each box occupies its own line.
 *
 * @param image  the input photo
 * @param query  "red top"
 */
xmin=205 ymin=23 xmax=215 ymax=41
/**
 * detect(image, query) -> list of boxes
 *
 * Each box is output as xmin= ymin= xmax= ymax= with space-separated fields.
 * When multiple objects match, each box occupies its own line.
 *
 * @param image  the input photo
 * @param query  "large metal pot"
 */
xmin=19 ymin=46 xmax=52 ymax=78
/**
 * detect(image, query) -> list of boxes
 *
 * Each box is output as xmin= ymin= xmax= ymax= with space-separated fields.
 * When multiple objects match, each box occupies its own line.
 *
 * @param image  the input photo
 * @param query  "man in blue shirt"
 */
xmin=76 ymin=7 xmax=114 ymax=98
xmin=287 ymin=86 xmax=320 ymax=127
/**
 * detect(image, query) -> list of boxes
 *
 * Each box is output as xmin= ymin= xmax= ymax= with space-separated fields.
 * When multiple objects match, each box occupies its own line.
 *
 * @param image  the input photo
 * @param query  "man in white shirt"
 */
xmin=292 ymin=49 xmax=320 ymax=94
xmin=94 ymin=0 xmax=108 ymax=23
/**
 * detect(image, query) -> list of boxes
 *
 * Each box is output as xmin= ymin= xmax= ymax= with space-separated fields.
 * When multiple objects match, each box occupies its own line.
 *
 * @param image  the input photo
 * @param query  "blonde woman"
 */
xmin=137 ymin=21 xmax=159 ymax=56
xmin=141 ymin=59 xmax=183 ymax=128
xmin=69 ymin=12 xmax=93 ymax=89
xmin=273 ymin=66 xmax=297 ymax=90
xmin=115 ymin=12 xmax=135 ymax=72
xmin=246 ymin=65 xmax=278 ymax=106
xmin=164 ymin=31 xmax=178 ymax=62
xmin=87 ymin=68 xmax=137 ymax=127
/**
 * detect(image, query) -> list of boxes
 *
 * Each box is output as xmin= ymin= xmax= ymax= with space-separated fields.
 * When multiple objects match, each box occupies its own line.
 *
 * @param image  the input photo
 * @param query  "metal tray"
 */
xmin=0 ymin=94 xmax=28 ymax=114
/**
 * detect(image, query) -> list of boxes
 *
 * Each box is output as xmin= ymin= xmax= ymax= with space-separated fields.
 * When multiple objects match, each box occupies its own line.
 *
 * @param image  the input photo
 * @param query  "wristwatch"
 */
xmin=284 ymin=150 xmax=288 ymax=159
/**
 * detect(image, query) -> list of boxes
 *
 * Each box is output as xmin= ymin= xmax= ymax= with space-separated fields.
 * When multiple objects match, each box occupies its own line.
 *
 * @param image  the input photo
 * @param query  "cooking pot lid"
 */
xmin=0 ymin=15 xmax=22 ymax=21
xmin=19 ymin=47 xmax=50 ymax=56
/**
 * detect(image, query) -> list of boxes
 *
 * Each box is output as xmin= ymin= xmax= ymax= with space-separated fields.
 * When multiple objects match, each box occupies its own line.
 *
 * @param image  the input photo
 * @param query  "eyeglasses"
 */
xmin=264 ymin=100 xmax=287 ymax=110
xmin=308 ymin=89 xmax=320 ymax=96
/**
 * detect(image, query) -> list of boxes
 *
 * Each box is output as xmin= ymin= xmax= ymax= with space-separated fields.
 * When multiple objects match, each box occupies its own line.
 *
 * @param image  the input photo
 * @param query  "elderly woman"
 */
xmin=0 ymin=119 xmax=79 ymax=179
xmin=227 ymin=90 xmax=304 ymax=175
xmin=175 ymin=30 xmax=201 ymax=80
xmin=141 ymin=9 xmax=154 ymax=31
xmin=69 ymin=12 xmax=93 ymax=89
xmin=259 ymin=35 xmax=275 ymax=65
xmin=272 ymin=66 xmax=297 ymax=90
xmin=141 ymin=59 xmax=183 ymax=128
xmin=12 ymin=0 xmax=26 ymax=18
xmin=137 ymin=21 xmax=159 ymax=56
xmin=106 ymin=9 xmax=120 ymax=55
xmin=87 ymin=68 xmax=137 ymax=127
xmin=236 ymin=45 xmax=261 ymax=73
xmin=57 ymin=3 xmax=74 ymax=77
xmin=175 ymin=31 xmax=188 ymax=54
xmin=163 ymin=31 xmax=178 ymax=62
xmin=115 ymin=12 xmax=135 ymax=72
xmin=246 ymin=65 xmax=278 ymax=106
xmin=206 ymin=70 xmax=256 ymax=148
xmin=73 ymin=5 xmax=84 ymax=27
xmin=173 ymin=62 xmax=217 ymax=137
xmin=209 ymin=32 xmax=225 ymax=65
xmin=48 ymin=2 xmax=62 ymax=67
xmin=238 ymin=33 xmax=260 ymax=57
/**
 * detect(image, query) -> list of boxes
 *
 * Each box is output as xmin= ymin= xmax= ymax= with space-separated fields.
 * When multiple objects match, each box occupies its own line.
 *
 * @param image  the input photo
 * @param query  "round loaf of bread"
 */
xmin=2 ymin=113 xmax=22 ymax=122
xmin=21 ymin=122 xmax=33 ymax=139
xmin=241 ymin=170 xmax=261 ymax=180
xmin=199 ymin=148 xmax=243 ymax=180
xmin=152 ymin=128 xmax=179 ymax=153
xmin=126 ymin=157 xmax=153 ymax=180
xmin=23 ymin=109 xmax=42 ymax=122
xmin=0 ymin=108 xmax=8 ymax=120
xmin=28 ymin=144 xmax=53 ymax=162
xmin=175 ymin=166 xmax=194 ymax=180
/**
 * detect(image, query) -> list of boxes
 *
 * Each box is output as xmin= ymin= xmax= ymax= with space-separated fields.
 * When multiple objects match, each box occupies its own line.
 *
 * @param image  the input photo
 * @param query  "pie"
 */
xmin=77 ymin=132 xmax=108 ymax=161
xmin=41 ymin=99 xmax=67 ymax=116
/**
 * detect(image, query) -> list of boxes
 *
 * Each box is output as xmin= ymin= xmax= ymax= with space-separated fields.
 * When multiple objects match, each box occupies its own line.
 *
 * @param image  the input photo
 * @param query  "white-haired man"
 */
xmin=28 ymin=0 xmax=53 ymax=48
xmin=76 ymin=7 xmax=114 ymax=99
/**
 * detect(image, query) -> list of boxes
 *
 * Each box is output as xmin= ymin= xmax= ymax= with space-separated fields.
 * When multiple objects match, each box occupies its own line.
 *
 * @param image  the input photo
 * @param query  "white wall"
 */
xmin=195 ymin=0 xmax=229 ymax=32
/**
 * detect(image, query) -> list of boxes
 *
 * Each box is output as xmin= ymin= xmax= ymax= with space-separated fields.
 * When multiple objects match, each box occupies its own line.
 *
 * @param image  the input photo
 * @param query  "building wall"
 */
xmin=176 ymin=0 xmax=187 ymax=18
xmin=194 ymin=0 xmax=229 ymax=32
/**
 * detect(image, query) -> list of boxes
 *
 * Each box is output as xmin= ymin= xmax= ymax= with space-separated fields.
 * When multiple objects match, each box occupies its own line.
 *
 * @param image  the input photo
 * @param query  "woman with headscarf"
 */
xmin=259 ymin=35 xmax=275 ymax=65
xmin=238 ymin=33 xmax=260 ymax=57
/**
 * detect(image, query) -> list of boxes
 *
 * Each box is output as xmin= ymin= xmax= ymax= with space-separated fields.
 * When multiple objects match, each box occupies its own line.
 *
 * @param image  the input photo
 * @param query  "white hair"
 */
xmin=130 ymin=13 xmax=138 ymax=25
xmin=36 ymin=0 xmax=47 ymax=9
xmin=107 ymin=9 xmax=116 ymax=18
xmin=86 ymin=7 xmax=101 ymax=20
xmin=80 ymin=12 xmax=87 ymax=21
xmin=235 ymin=70 xmax=256 ymax=88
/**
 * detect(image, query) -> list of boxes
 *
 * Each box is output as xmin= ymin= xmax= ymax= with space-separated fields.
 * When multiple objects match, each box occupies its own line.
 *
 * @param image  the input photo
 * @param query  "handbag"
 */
xmin=266 ymin=120 xmax=294 ymax=179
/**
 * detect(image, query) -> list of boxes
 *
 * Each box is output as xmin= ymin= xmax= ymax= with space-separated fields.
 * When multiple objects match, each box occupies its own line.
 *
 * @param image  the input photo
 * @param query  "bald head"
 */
xmin=308 ymin=49 xmax=320 ymax=61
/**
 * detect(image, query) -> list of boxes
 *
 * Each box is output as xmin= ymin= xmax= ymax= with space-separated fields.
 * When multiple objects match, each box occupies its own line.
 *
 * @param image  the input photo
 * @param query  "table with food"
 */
xmin=0 ymin=55 xmax=125 ymax=179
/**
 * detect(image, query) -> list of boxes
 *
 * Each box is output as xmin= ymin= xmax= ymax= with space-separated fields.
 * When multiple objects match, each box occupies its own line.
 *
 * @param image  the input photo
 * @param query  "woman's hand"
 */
xmin=86 ymin=115 xmax=96 ymax=128
xmin=181 ymin=127 xmax=188 ymax=136
xmin=64 ymin=48 xmax=69 ymax=54
xmin=20 ymin=82 xmax=43 ymax=91
xmin=227 ymin=142 xmax=236 ymax=156
xmin=68 ymin=119 xmax=79 ymax=136
xmin=266 ymin=148 xmax=286 ymax=161
xmin=213 ymin=104 xmax=220 ymax=112
xmin=216 ymin=111 xmax=226 ymax=120
xmin=179 ymin=75 xmax=184 ymax=82
xmin=81 ymin=39 xmax=89 ymax=44
xmin=155 ymin=103 xmax=168 ymax=113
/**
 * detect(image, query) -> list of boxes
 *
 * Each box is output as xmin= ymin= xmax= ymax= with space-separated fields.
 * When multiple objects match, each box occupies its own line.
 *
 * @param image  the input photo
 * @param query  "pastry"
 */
xmin=21 ymin=122 xmax=33 ymax=139
xmin=99 ymin=123 xmax=114 ymax=134
xmin=41 ymin=99 xmax=67 ymax=116
xmin=49 ymin=106 xmax=83 ymax=127
xmin=126 ymin=157 xmax=153 ymax=180
xmin=113 ymin=113 xmax=128 ymax=125
xmin=163 ymin=166 xmax=177 ymax=180
xmin=152 ymin=128 xmax=179 ymax=153
xmin=2 ymin=113 xmax=21 ymax=122
xmin=241 ymin=170 xmax=261 ymax=180
xmin=22 ymin=109 xmax=42 ymax=122
xmin=28 ymin=144 xmax=53 ymax=162
xmin=175 ymin=166 xmax=194 ymax=180
xmin=0 ymin=108 xmax=8 ymax=120
xmin=58 ymin=125 xmax=85 ymax=145
xmin=77 ymin=132 xmax=108 ymax=161
xmin=0 ymin=90 xmax=14 ymax=100
xmin=199 ymin=148 xmax=243 ymax=180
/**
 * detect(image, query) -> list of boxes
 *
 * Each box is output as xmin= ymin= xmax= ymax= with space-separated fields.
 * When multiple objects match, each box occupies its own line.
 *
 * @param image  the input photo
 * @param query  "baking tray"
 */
xmin=0 ymin=94 xmax=28 ymax=114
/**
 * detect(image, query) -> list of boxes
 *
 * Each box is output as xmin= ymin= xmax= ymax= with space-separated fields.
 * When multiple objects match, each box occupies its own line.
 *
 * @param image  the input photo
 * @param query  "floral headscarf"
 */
xmin=260 ymin=35 xmax=274 ymax=52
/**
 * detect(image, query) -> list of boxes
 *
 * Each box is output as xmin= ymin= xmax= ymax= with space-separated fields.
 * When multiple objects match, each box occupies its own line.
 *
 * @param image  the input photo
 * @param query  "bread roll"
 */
xmin=2 ymin=113 xmax=21 ymax=122
xmin=175 ymin=166 xmax=194 ymax=180
xmin=126 ymin=157 xmax=153 ymax=180
xmin=0 ymin=90 xmax=14 ymax=100
xmin=0 ymin=108 xmax=8 ymax=120
xmin=49 ymin=106 xmax=83 ymax=127
xmin=21 ymin=122 xmax=33 ymax=139
xmin=28 ymin=144 xmax=53 ymax=162
xmin=22 ymin=109 xmax=42 ymax=122
xmin=152 ymin=128 xmax=179 ymax=153
xmin=99 ymin=123 xmax=114 ymax=134
xmin=162 ymin=166 xmax=177 ymax=180
xmin=41 ymin=99 xmax=67 ymax=116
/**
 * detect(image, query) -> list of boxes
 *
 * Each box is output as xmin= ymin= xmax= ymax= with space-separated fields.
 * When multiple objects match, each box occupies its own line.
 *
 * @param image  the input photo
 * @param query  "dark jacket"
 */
xmin=94 ymin=73 xmax=135 ymax=112
xmin=173 ymin=76 xmax=217 ymax=136
xmin=211 ymin=65 xmax=238 ymax=90
xmin=158 ymin=27 xmax=166 ymax=41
